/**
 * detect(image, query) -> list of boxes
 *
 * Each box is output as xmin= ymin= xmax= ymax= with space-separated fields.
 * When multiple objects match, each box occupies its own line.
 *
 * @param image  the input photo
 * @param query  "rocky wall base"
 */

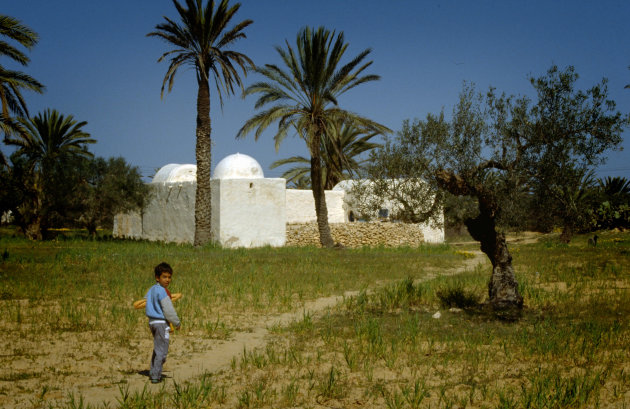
xmin=286 ymin=222 xmax=426 ymax=248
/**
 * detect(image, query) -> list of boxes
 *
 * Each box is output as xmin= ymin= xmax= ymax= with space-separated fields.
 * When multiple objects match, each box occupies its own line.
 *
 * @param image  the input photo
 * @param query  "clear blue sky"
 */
xmin=3 ymin=0 xmax=629 ymax=180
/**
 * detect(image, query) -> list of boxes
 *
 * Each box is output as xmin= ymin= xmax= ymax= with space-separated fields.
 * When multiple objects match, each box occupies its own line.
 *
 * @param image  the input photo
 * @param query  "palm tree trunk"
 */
xmin=194 ymin=76 xmax=212 ymax=246
xmin=310 ymin=134 xmax=335 ymax=248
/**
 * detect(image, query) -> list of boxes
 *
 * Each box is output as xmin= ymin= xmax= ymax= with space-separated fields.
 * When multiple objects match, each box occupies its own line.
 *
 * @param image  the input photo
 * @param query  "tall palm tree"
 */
xmin=148 ymin=0 xmax=253 ymax=246
xmin=237 ymin=26 xmax=390 ymax=247
xmin=271 ymin=120 xmax=381 ymax=189
xmin=0 ymin=15 xmax=45 ymax=165
xmin=5 ymin=109 xmax=94 ymax=239
xmin=599 ymin=176 xmax=630 ymax=197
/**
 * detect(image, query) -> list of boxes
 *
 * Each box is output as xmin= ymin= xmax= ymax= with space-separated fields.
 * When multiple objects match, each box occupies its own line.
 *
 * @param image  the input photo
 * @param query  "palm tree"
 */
xmin=5 ymin=109 xmax=95 ymax=239
xmin=599 ymin=176 xmax=630 ymax=197
xmin=148 ymin=0 xmax=253 ymax=246
xmin=237 ymin=26 xmax=390 ymax=247
xmin=271 ymin=120 xmax=381 ymax=189
xmin=555 ymin=167 xmax=598 ymax=243
xmin=0 ymin=15 xmax=45 ymax=165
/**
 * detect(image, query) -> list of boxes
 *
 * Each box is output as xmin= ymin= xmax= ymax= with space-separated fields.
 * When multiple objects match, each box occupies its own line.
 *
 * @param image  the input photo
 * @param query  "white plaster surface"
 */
xmin=112 ymin=211 xmax=142 ymax=239
xmin=212 ymin=178 xmax=286 ymax=248
xmin=285 ymin=189 xmax=346 ymax=224
xmin=112 ymin=183 xmax=195 ymax=243
xmin=142 ymin=182 xmax=196 ymax=243
xmin=420 ymin=213 xmax=445 ymax=243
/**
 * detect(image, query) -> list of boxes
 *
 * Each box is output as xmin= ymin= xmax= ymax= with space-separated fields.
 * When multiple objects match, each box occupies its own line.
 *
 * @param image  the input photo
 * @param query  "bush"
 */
xmin=436 ymin=286 xmax=480 ymax=309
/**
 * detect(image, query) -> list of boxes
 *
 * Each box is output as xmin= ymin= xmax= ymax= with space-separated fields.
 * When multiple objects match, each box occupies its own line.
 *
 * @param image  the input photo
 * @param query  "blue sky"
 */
xmin=3 ymin=0 xmax=629 ymax=180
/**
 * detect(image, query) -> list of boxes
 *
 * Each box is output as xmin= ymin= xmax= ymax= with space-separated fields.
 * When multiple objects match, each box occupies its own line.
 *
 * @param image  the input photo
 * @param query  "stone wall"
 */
xmin=286 ymin=222 xmax=427 ymax=248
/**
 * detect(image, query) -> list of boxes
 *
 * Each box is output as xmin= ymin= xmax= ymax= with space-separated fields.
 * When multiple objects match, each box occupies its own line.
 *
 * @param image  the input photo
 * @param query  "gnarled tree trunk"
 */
xmin=25 ymin=216 xmax=42 ymax=240
xmin=436 ymin=170 xmax=523 ymax=311
xmin=465 ymin=204 xmax=523 ymax=311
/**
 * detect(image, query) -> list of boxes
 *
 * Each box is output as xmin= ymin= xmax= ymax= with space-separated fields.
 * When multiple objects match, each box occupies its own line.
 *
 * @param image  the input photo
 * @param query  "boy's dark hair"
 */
xmin=154 ymin=262 xmax=173 ymax=277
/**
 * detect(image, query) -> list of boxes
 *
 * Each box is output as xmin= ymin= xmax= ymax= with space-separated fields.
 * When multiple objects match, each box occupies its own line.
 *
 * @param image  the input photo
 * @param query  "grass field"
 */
xmin=0 ymin=229 xmax=628 ymax=408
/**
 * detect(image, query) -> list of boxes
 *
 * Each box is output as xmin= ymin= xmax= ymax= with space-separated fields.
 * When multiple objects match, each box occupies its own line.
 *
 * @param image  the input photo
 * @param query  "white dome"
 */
xmin=213 ymin=153 xmax=264 ymax=179
xmin=332 ymin=180 xmax=356 ymax=191
xmin=152 ymin=164 xmax=197 ymax=184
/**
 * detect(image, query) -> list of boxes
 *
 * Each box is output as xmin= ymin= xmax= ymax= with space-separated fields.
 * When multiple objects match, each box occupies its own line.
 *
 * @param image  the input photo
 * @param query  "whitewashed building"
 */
xmin=113 ymin=153 xmax=444 ymax=247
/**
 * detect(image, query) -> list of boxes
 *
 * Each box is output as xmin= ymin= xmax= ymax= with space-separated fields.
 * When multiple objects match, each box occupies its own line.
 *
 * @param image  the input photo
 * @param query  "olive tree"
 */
xmin=358 ymin=66 xmax=627 ymax=311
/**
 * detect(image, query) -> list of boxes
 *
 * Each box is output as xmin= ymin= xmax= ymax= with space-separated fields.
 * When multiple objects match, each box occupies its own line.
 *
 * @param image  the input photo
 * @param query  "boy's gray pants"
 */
xmin=149 ymin=321 xmax=170 ymax=381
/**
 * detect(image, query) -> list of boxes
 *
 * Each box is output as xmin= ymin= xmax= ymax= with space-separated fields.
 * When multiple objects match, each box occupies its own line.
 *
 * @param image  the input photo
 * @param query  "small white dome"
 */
xmin=213 ymin=153 xmax=264 ymax=179
xmin=332 ymin=180 xmax=356 ymax=191
xmin=152 ymin=164 xmax=197 ymax=184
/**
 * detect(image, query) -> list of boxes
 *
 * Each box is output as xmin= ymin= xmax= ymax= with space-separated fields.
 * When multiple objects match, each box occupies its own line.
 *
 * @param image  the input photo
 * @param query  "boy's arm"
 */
xmin=159 ymin=296 xmax=181 ymax=328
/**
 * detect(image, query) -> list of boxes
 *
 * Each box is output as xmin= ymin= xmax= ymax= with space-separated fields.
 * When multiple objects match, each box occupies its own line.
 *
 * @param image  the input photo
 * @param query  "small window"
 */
xmin=249 ymin=182 xmax=253 ymax=188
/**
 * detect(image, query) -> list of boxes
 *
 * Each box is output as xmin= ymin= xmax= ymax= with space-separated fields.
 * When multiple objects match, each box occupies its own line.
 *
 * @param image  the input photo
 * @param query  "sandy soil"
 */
xmin=0 ymin=250 xmax=490 ymax=409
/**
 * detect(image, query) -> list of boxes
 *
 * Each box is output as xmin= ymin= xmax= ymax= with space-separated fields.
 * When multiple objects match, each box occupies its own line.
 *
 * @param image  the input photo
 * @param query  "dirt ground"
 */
xmin=0 ymin=248 xmax=492 ymax=408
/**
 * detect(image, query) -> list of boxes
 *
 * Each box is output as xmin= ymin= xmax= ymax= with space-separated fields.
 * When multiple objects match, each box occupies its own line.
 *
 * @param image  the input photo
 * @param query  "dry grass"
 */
xmin=0 ymin=230 xmax=628 ymax=408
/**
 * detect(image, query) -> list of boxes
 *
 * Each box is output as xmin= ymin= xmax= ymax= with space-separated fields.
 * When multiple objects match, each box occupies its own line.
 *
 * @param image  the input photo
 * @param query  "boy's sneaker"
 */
xmin=150 ymin=378 xmax=161 ymax=384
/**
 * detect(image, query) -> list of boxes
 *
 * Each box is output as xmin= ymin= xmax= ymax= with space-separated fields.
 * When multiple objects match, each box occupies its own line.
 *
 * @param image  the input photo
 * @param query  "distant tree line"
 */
xmin=0 ymin=15 xmax=149 ymax=239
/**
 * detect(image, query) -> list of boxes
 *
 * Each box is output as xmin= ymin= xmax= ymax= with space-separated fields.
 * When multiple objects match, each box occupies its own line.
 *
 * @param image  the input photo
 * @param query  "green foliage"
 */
xmin=591 ymin=176 xmax=630 ymax=230
xmin=0 ymin=15 xmax=45 ymax=142
xmin=533 ymin=167 xmax=600 ymax=240
xmin=523 ymin=66 xmax=627 ymax=240
xmin=147 ymin=0 xmax=253 ymax=104
xmin=271 ymin=120 xmax=381 ymax=189
xmin=3 ymin=109 xmax=95 ymax=239
xmin=74 ymin=157 xmax=150 ymax=236
xmin=443 ymin=193 xmax=478 ymax=234
xmin=593 ymin=201 xmax=630 ymax=230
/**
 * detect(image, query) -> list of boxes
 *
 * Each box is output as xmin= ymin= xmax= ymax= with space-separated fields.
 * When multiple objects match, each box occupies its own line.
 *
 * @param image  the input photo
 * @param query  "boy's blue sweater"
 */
xmin=145 ymin=284 xmax=180 ymax=327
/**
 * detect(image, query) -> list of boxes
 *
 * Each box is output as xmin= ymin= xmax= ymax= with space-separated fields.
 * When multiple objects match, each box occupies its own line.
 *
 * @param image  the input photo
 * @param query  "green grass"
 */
xmin=0 ymin=236 xmax=463 ymax=339
xmin=220 ymin=230 xmax=629 ymax=408
xmin=1 ymin=229 xmax=628 ymax=408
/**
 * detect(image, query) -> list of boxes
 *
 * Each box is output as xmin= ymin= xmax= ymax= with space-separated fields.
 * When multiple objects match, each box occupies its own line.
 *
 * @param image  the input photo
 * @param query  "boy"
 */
xmin=145 ymin=262 xmax=181 ymax=383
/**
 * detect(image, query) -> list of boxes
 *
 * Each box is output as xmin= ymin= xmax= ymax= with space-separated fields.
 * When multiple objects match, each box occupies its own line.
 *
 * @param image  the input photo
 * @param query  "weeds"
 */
xmin=436 ymin=286 xmax=480 ymax=309
xmin=316 ymin=366 xmax=346 ymax=401
xmin=1 ymin=231 xmax=628 ymax=408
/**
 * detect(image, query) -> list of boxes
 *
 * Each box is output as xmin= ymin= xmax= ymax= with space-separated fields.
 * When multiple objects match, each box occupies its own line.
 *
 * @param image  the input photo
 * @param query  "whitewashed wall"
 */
xmin=419 ymin=213 xmax=445 ymax=243
xmin=285 ymin=189 xmax=346 ymax=224
xmin=143 ymin=182 xmax=196 ymax=243
xmin=112 ymin=182 xmax=195 ymax=243
xmin=112 ymin=177 xmax=445 ymax=246
xmin=212 ymin=178 xmax=286 ymax=248
xmin=112 ymin=211 xmax=142 ymax=239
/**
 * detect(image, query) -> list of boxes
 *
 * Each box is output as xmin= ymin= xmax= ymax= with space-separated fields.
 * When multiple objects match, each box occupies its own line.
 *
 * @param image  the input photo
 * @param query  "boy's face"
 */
xmin=156 ymin=272 xmax=172 ymax=288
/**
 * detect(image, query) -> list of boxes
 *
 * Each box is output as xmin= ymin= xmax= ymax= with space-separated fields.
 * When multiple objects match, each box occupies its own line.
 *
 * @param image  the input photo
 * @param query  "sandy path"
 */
xmin=70 ymin=249 xmax=489 ymax=407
